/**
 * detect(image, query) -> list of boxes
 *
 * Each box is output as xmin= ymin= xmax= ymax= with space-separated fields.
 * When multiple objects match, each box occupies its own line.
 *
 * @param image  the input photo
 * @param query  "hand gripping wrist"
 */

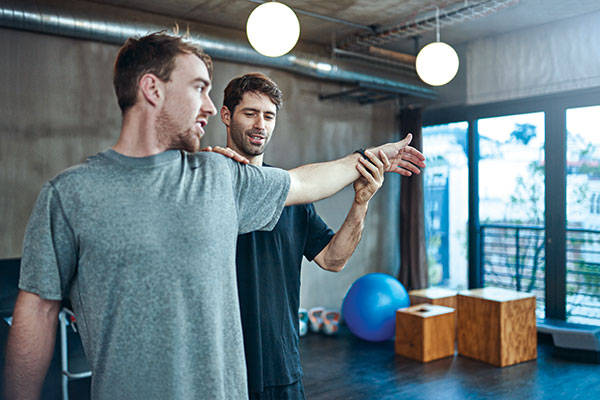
xmin=353 ymin=148 xmax=377 ymax=166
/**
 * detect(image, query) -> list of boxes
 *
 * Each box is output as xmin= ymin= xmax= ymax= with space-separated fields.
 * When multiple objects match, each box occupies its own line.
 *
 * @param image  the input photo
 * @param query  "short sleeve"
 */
xmin=303 ymin=204 xmax=335 ymax=261
xmin=19 ymin=182 xmax=77 ymax=300
xmin=228 ymin=161 xmax=290 ymax=235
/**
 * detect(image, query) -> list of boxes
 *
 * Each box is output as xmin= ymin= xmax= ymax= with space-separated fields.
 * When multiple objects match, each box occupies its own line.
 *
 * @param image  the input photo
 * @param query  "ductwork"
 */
xmin=0 ymin=0 xmax=437 ymax=100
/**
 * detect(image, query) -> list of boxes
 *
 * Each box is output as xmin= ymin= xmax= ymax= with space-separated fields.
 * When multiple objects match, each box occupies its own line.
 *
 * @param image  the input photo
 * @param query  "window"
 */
xmin=566 ymin=105 xmax=600 ymax=326
xmin=423 ymin=122 xmax=468 ymax=289
xmin=477 ymin=112 xmax=546 ymax=318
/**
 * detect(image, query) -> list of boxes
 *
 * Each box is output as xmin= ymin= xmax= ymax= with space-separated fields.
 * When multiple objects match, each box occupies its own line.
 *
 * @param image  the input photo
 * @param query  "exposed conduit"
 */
xmin=0 ymin=0 xmax=437 ymax=100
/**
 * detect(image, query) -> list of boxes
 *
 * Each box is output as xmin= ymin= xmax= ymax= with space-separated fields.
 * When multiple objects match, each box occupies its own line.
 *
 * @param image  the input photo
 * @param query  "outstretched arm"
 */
xmin=285 ymin=134 xmax=425 ymax=206
xmin=314 ymin=149 xmax=388 ymax=272
xmin=4 ymin=291 xmax=60 ymax=400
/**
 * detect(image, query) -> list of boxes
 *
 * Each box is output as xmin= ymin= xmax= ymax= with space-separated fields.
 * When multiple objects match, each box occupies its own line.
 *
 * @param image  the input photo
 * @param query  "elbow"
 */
xmin=14 ymin=290 xmax=60 ymax=320
xmin=322 ymin=259 xmax=348 ymax=273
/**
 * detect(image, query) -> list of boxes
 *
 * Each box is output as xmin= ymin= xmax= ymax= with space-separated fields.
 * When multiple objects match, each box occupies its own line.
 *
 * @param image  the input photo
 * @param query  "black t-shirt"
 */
xmin=235 ymin=183 xmax=334 ymax=392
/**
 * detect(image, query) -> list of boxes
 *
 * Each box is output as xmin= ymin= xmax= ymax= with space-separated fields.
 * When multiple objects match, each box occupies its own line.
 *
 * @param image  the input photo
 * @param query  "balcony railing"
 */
xmin=480 ymin=223 xmax=600 ymax=326
xmin=565 ymin=227 xmax=600 ymax=325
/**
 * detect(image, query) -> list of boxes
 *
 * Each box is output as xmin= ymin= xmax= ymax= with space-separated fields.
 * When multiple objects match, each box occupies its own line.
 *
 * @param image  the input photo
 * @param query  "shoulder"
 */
xmin=185 ymin=151 xmax=238 ymax=171
xmin=48 ymin=152 xmax=106 ymax=188
xmin=186 ymin=151 xmax=227 ymax=162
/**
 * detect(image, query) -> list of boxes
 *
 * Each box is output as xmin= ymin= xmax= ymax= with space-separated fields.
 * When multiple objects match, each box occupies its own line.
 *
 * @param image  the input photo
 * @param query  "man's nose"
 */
xmin=202 ymin=95 xmax=217 ymax=116
xmin=253 ymin=116 xmax=266 ymax=130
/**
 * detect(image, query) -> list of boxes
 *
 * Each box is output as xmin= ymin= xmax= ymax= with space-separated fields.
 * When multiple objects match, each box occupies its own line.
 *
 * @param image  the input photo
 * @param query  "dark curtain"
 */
xmin=399 ymin=106 xmax=428 ymax=290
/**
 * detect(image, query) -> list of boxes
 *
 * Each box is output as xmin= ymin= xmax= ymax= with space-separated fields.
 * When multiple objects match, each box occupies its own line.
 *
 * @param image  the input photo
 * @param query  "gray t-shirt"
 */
xmin=19 ymin=149 xmax=290 ymax=400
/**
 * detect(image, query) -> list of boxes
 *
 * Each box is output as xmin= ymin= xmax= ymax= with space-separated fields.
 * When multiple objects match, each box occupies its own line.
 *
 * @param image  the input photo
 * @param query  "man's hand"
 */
xmin=370 ymin=133 xmax=426 ymax=176
xmin=313 ymin=149 xmax=390 ymax=272
xmin=354 ymin=149 xmax=388 ymax=205
xmin=200 ymin=146 xmax=249 ymax=164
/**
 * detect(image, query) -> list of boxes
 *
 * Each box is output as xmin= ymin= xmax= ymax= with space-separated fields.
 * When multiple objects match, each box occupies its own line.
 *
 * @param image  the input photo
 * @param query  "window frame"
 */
xmin=423 ymin=86 xmax=600 ymax=320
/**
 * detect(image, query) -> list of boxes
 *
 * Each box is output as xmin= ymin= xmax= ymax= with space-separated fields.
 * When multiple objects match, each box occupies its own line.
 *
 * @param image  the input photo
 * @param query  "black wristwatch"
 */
xmin=354 ymin=148 xmax=377 ymax=165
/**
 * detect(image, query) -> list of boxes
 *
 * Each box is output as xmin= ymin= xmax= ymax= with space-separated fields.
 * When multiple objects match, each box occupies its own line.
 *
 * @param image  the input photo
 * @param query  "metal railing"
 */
xmin=480 ymin=223 xmax=600 ymax=325
xmin=565 ymin=228 xmax=600 ymax=325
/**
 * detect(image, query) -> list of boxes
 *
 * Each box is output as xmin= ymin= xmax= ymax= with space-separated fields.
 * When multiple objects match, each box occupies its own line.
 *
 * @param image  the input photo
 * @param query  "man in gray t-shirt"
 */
xmin=4 ymin=32 xmax=425 ymax=400
xmin=20 ymin=150 xmax=289 ymax=400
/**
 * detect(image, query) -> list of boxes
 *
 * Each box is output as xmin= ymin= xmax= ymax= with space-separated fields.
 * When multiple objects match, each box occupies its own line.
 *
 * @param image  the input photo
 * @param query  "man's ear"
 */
xmin=220 ymin=106 xmax=231 ymax=127
xmin=139 ymin=74 xmax=162 ymax=107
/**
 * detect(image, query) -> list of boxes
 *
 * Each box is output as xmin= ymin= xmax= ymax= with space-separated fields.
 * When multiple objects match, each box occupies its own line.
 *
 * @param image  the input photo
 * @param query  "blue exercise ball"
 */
xmin=342 ymin=273 xmax=410 ymax=342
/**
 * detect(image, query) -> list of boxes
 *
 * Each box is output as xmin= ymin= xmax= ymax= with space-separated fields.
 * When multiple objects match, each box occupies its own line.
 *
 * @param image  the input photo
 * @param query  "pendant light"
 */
xmin=415 ymin=8 xmax=459 ymax=86
xmin=246 ymin=1 xmax=300 ymax=57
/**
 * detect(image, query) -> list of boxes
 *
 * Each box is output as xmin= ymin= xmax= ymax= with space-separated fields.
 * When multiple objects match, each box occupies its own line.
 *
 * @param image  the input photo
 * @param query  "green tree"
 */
xmin=510 ymin=123 xmax=537 ymax=145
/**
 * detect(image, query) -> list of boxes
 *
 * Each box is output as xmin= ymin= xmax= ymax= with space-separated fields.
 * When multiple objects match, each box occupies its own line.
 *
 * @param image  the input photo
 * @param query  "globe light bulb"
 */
xmin=415 ymin=41 xmax=459 ymax=86
xmin=246 ymin=2 xmax=300 ymax=57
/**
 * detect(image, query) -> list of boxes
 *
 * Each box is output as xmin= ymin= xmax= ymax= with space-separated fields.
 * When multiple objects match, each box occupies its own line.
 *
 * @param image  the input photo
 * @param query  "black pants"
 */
xmin=249 ymin=379 xmax=305 ymax=400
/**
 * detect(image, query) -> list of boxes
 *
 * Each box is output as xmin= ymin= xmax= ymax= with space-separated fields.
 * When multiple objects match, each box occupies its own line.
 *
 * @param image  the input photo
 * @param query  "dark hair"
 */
xmin=223 ymin=73 xmax=282 ymax=114
xmin=113 ymin=31 xmax=213 ymax=114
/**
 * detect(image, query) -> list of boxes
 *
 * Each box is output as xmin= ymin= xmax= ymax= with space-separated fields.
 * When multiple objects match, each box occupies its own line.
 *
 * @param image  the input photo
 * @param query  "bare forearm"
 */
xmin=315 ymin=200 xmax=369 ymax=272
xmin=285 ymin=153 xmax=362 ymax=205
xmin=4 ymin=291 xmax=59 ymax=400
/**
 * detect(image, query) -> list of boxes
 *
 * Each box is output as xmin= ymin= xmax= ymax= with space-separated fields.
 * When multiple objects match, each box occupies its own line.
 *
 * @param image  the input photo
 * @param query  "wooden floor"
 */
xmin=299 ymin=327 xmax=600 ymax=400
xmin=5 ymin=323 xmax=599 ymax=400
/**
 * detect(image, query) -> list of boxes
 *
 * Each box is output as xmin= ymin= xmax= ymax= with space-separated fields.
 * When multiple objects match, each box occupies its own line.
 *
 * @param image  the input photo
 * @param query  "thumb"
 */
xmin=398 ymin=133 xmax=413 ymax=147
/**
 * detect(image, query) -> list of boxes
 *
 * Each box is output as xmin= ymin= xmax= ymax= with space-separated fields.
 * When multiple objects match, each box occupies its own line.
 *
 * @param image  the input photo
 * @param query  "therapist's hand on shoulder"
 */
xmin=200 ymin=146 xmax=249 ymax=164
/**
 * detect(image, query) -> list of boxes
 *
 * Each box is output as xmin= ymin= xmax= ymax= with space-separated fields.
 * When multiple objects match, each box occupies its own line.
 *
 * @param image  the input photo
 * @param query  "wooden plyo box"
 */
xmin=457 ymin=287 xmax=537 ymax=367
xmin=395 ymin=304 xmax=455 ymax=362
xmin=409 ymin=287 xmax=458 ymax=309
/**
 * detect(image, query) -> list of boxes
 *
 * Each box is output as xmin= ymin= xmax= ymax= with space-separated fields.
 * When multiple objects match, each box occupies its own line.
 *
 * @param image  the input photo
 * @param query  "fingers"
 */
xmin=355 ymin=149 xmax=385 ymax=189
xmin=404 ymin=146 xmax=426 ymax=162
xmin=230 ymin=152 xmax=250 ymax=164
xmin=391 ymin=165 xmax=416 ymax=176
xmin=356 ymin=163 xmax=378 ymax=186
xmin=354 ymin=160 xmax=384 ymax=204
xmin=400 ymin=152 xmax=426 ymax=169
xmin=199 ymin=146 xmax=213 ymax=152
xmin=358 ymin=150 xmax=384 ymax=180
xmin=378 ymin=150 xmax=391 ymax=172
xmin=399 ymin=159 xmax=422 ymax=174
xmin=212 ymin=146 xmax=249 ymax=164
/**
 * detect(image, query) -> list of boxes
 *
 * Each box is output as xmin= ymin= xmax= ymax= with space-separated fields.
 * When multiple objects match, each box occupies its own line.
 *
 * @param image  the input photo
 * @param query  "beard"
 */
xmin=157 ymin=109 xmax=201 ymax=153
xmin=171 ymin=128 xmax=200 ymax=153
xmin=229 ymin=118 xmax=270 ymax=157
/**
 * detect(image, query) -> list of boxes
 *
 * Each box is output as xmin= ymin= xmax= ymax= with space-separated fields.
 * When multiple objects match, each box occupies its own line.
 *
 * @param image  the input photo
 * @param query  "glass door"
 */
xmin=477 ymin=112 xmax=546 ymax=318
xmin=423 ymin=122 xmax=469 ymax=290
xmin=565 ymin=105 xmax=600 ymax=325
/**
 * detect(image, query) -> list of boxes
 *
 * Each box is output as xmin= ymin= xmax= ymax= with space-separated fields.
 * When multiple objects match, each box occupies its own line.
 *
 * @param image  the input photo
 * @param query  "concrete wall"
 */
xmin=467 ymin=10 xmax=600 ymax=105
xmin=0 ymin=28 xmax=402 ymax=310
xmin=427 ymin=11 xmax=600 ymax=110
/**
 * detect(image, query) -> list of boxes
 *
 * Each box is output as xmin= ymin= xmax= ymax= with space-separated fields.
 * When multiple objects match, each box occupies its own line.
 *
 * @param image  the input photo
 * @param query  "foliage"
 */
xmin=508 ymin=162 xmax=545 ymax=225
xmin=426 ymin=234 xmax=443 ymax=286
xmin=485 ymin=131 xmax=599 ymax=322
xmin=576 ymin=143 xmax=600 ymax=177
xmin=510 ymin=123 xmax=537 ymax=145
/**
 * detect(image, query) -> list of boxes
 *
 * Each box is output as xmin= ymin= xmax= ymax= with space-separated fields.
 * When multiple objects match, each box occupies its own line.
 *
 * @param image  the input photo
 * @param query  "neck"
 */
xmin=113 ymin=109 xmax=167 ymax=157
xmin=248 ymin=153 xmax=264 ymax=166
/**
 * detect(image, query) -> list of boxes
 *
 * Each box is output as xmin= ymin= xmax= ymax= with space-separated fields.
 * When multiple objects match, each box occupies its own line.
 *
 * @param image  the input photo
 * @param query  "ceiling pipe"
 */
xmin=368 ymin=46 xmax=416 ymax=66
xmin=245 ymin=0 xmax=376 ymax=32
xmin=0 ymin=0 xmax=437 ymax=100
xmin=332 ymin=47 xmax=415 ymax=73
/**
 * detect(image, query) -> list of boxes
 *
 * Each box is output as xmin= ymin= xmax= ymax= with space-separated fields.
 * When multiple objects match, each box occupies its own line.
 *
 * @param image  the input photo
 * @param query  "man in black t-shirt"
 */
xmin=219 ymin=73 xmax=423 ymax=399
